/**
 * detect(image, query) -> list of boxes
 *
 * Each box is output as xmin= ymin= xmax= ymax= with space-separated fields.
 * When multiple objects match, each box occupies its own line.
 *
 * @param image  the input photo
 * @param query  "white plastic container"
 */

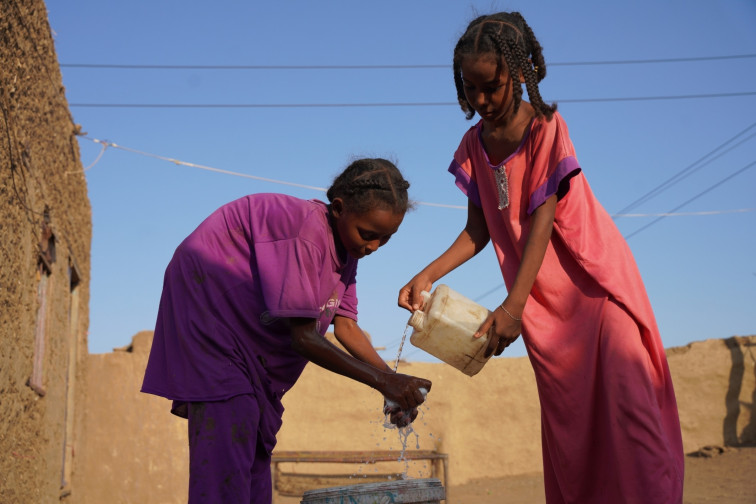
xmin=407 ymin=284 xmax=493 ymax=376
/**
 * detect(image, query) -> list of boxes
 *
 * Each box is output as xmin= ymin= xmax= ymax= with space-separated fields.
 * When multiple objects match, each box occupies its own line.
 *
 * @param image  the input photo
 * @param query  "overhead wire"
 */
xmin=62 ymin=53 xmax=756 ymax=109
xmin=469 ymin=161 xmax=756 ymax=302
xmin=467 ymin=159 xmax=756 ymax=304
xmin=82 ymin=141 xmax=108 ymax=171
xmin=59 ymin=53 xmax=756 ymax=70
xmin=79 ymin=136 xmax=754 ymax=216
xmin=613 ymin=122 xmax=756 ymax=216
xmin=79 ymin=137 xmax=469 ymax=209
xmin=624 ymin=159 xmax=756 ymax=240
xmin=62 ymin=52 xmax=756 ymax=108
xmin=82 ymin=137 xmax=327 ymax=192
xmin=68 ymin=91 xmax=756 ymax=109
xmin=618 ymin=208 xmax=754 ymax=217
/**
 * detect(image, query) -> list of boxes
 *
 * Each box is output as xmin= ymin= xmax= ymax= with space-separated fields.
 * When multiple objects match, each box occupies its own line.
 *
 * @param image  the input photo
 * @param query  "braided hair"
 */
xmin=453 ymin=12 xmax=557 ymax=121
xmin=326 ymin=158 xmax=411 ymax=215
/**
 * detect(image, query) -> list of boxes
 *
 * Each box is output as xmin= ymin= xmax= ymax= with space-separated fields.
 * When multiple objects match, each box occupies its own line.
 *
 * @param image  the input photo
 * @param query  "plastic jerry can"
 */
xmin=407 ymin=284 xmax=493 ymax=376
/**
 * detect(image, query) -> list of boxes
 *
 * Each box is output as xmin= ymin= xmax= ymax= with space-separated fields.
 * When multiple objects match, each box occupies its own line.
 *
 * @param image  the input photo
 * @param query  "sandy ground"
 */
xmin=277 ymin=446 xmax=756 ymax=504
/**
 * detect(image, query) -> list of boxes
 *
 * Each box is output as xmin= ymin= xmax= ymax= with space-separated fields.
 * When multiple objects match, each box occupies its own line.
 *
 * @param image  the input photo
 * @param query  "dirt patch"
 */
xmin=450 ymin=446 xmax=756 ymax=504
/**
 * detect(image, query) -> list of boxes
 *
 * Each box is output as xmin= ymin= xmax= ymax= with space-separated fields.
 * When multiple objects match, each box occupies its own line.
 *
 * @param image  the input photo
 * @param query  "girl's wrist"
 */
xmin=501 ymin=293 xmax=527 ymax=312
xmin=499 ymin=303 xmax=522 ymax=321
xmin=372 ymin=369 xmax=391 ymax=393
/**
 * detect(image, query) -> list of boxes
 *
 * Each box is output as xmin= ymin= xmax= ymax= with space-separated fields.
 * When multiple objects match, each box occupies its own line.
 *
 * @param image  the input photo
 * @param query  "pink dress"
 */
xmin=449 ymin=112 xmax=684 ymax=503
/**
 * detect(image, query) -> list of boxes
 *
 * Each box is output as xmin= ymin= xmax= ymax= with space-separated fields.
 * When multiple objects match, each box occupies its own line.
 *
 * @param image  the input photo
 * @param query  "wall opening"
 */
xmin=29 ymin=221 xmax=55 ymax=396
xmin=61 ymin=260 xmax=81 ymax=495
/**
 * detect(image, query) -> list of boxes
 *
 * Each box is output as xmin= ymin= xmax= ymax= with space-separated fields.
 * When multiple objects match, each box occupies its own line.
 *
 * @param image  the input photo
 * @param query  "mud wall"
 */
xmin=74 ymin=333 xmax=755 ymax=503
xmin=0 ymin=1 xmax=91 ymax=502
xmin=72 ymin=332 xmax=189 ymax=504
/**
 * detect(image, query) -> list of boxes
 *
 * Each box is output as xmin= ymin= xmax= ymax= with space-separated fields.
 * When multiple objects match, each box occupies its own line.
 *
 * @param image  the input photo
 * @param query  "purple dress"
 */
xmin=141 ymin=193 xmax=358 ymax=454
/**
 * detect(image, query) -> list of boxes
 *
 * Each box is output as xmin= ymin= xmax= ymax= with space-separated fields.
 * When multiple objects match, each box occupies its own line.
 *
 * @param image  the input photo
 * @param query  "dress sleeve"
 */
xmin=526 ymin=114 xmax=582 ymax=215
xmin=448 ymin=126 xmax=482 ymax=208
xmin=253 ymin=236 xmax=325 ymax=319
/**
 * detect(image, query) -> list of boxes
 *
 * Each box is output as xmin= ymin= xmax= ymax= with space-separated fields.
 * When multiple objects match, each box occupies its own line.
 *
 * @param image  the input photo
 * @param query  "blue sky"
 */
xmin=46 ymin=1 xmax=755 ymax=362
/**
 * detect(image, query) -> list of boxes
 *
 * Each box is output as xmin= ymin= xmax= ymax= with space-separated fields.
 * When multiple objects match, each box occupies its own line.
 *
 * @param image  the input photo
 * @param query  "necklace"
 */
xmin=493 ymin=164 xmax=510 ymax=210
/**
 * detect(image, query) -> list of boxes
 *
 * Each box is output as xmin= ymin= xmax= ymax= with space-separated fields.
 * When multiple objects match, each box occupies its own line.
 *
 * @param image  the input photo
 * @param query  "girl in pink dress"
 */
xmin=399 ymin=12 xmax=684 ymax=504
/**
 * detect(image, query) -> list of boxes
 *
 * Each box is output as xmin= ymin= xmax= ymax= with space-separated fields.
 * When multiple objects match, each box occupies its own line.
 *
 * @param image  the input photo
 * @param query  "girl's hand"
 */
xmin=383 ymin=402 xmax=418 ymax=428
xmin=398 ymin=275 xmax=433 ymax=312
xmin=474 ymin=303 xmax=522 ymax=357
xmin=381 ymin=373 xmax=431 ymax=411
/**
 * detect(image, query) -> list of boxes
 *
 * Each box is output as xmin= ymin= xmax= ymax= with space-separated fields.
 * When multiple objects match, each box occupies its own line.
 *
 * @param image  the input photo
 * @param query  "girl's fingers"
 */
xmin=484 ymin=334 xmax=499 ymax=357
xmin=398 ymin=286 xmax=412 ymax=310
xmin=474 ymin=313 xmax=495 ymax=339
xmin=495 ymin=337 xmax=509 ymax=356
xmin=398 ymin=282 xmax=427 ymax=311
xmin=410 ymin=285 xmax=426 ymax=311
xmin=410 ymin=408 xmax=419 ymax=422
xmin=495 ymin=334 xmax=521 ymax=355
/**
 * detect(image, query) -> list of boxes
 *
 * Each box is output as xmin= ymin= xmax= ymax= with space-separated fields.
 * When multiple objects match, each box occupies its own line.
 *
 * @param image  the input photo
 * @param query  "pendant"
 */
xmin=494 ymin=165 xmax=509 ymax=210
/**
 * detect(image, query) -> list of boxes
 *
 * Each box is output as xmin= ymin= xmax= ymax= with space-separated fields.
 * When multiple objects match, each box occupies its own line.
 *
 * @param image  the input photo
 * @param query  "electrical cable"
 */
xmin=82 ymin=141 xmax=108 ymax=171
xmin=79 ymin=137 xmax=465 ymax=209
xmin=68 ymin=91 xmax=756 ymax=109
xmin=82 ymin=137 xmax=327 ymax=192
xmin=624 ymin=160 xmax=756 ymax=240
xmin=470 ymin=163 xmax=756 ymax=302
xmin=613 ymin=122 xmax=756 ymax=216
xmin=59 ymin=53 xmax=756 ymax=70
xmin=79 ymin=136 xmax=754 ymax=216
xmin=80 ymin=136 xmax=754 ymax=216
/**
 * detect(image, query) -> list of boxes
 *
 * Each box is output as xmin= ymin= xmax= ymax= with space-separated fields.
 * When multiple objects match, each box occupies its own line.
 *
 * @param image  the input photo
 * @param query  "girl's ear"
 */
xmin=330 ymin=197 xmax=345 ymax=218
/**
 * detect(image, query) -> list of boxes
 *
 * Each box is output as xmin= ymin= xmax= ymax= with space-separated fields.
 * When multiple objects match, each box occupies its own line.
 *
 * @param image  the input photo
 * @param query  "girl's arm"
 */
xmin=399 ymin=200 xmax=491 ymax=311
xmin=332 ymin=315 xmax=392 ymax=372
xmin=477 ymin=193 xmax=557 ymax=357
xmin=332 ymin=315 xmax=420 ymax=426
xmin=288 ymin=317 xmax=431 ymax=410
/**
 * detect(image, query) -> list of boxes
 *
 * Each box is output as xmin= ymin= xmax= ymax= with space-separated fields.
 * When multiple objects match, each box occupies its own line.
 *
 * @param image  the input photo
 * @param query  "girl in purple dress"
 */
xmin=142 ymin=158 xmax=431 ymax=503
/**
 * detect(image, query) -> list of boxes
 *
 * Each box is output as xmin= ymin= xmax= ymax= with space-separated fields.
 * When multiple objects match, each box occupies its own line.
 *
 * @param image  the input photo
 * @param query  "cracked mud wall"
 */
xmin=0 ymin=0 xmax=91 ymax=502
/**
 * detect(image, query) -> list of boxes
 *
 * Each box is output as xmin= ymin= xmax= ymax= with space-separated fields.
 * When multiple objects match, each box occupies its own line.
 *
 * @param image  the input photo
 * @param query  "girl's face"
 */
xmin=460 ymin=54 xmax=517 ymax=125
xmin=330 ymin=199 xmax=404 ymax=259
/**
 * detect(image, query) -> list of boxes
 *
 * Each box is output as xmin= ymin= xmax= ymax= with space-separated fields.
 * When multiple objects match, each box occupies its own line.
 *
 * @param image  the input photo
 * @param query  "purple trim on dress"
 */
xmin=448 ymin=159 xmax=481 ymax=207
xmin=528 ymin=156 xmax=581 ymax=215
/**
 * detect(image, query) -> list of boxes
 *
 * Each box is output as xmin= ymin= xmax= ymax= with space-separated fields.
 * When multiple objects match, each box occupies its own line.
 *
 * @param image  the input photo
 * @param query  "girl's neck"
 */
xmin=327 ymin=205 xmax=348 ymax=262
xmin=480 ymin=101 xmax=535 ymax=165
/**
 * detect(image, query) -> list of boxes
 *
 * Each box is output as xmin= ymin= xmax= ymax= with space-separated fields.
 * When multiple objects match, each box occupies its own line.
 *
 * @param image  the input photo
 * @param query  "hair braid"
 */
xmin=513 ymin=12 xmax=555 ymax=119
xmin=452 ymin=42 xmax=474 ymax=120
xmin=490 ymin=29 xmax=524 ymax=116
xmin=326 ymin=158 xmax=411 ymax=215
